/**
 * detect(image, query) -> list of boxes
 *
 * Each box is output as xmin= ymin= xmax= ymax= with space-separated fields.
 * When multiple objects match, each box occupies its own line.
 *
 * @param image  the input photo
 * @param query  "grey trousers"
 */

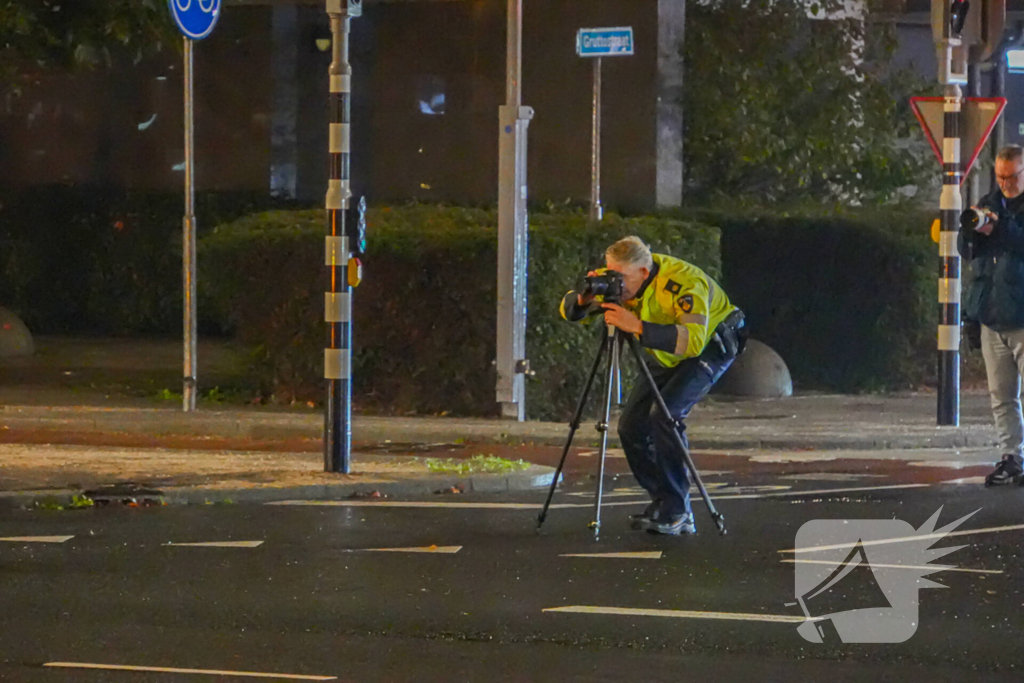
xmin=981 ymin=324 xmax=1024 ymax=458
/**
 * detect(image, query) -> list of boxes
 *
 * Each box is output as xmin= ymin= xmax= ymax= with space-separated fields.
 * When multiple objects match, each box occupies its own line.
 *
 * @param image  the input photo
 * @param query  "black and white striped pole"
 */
xmin=932 ymin=0 xmax=970 ymax=426
xmin=324 ymin=0 xmax=362 ymax=473
xmin=938 ymin=83 xmax=962 ymax=426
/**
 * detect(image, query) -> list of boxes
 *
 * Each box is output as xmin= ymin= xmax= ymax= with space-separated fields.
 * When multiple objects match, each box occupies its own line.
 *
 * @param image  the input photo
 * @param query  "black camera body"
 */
xmin=578 ymin=271 xmax=625 ymax=303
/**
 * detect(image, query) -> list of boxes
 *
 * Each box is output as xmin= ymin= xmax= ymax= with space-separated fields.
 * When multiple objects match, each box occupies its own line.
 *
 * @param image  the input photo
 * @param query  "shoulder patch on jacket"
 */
xmin=677 ymin=294 xmax=694 ymax=313
xmin=664 ymin=280 xmax=682 ymax=295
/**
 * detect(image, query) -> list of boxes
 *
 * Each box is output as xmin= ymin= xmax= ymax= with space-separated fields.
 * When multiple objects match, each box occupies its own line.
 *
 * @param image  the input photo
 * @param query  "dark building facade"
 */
xmin=0 ymin=0 xmax=685 ymax=212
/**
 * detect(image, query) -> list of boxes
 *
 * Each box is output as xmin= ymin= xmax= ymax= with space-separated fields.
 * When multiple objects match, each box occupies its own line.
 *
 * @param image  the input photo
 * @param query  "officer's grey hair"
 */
xmin=605 ymin=236 xmax=653 ymax=270
xmin=997 ymin=145 xmax=1024 ymax=164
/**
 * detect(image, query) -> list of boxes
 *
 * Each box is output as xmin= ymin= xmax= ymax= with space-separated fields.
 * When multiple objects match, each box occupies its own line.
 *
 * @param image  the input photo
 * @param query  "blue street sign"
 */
xmin=168 ymin=0 xmax=222 ymax=41
xmin=576 ymin=27 xmax=634 ymax=57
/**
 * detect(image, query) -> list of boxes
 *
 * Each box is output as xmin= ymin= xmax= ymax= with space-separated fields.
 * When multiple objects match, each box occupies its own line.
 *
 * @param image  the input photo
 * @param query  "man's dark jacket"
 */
xmin=959 ymin=189 xmax=1024 ymax=331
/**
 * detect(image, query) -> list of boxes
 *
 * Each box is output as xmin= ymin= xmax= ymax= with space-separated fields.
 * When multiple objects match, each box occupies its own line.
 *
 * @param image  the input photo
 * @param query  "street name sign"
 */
xmin=576 ymin=27 xmax=634 ymax=57
xmin=169 ymin=0 xmax=222 ymax=41
xmin=910 ymin=96 xmax=1006 ymax=181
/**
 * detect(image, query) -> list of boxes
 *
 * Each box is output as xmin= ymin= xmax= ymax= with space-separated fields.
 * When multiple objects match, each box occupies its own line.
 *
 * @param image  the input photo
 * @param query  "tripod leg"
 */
xmin=537 ymin=330 xmax=610 ymax=530
xmin=612 ymin=335 xmax=623 ymax=406
xmin=589 ymin=326 xmax=619 ymax=540
xmin=622 ymin=335 xmax=727 ymax=535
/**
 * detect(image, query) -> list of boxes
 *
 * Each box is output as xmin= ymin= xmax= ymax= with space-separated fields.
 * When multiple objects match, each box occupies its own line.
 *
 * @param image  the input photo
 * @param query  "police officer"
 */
xmin=560 ymin=236 xmax=745 ymax=534
xmin=960 ymin=145 xmax=1024 ymax=486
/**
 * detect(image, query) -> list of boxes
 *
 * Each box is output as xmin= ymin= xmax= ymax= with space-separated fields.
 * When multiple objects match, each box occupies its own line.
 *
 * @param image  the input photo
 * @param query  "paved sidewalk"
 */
xmin=0 ymin=391 xmax=999 ymax=451
xmin=0 ymin=441 xmax=558 ymax=509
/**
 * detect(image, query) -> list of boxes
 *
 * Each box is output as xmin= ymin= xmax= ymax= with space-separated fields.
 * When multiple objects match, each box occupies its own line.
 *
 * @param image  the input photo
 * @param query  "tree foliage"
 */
xmin=0 ymin=0 xmax=173 ymax=90
xmin=684 ymin=0 xmax=932 ymax=204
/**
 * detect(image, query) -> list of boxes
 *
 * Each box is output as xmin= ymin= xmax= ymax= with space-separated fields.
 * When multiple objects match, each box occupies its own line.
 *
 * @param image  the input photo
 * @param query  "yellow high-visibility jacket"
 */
xmin=559 ymin=253 xmax=737 ymax=368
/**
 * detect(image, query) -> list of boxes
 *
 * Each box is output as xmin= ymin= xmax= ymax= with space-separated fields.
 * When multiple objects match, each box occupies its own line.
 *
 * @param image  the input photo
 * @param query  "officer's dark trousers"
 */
xmin=617 ymin=349 xmax=735 ymax=518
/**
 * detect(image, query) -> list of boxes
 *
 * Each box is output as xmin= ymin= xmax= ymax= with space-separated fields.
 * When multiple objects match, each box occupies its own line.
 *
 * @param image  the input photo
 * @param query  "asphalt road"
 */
xmin=1 ymin=462 xmax=1022 ymax=682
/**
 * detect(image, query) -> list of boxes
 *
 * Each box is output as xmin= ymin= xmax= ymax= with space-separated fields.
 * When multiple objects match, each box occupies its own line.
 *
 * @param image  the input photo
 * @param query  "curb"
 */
xmin=0 ymin=466 xmax=561 ymax=511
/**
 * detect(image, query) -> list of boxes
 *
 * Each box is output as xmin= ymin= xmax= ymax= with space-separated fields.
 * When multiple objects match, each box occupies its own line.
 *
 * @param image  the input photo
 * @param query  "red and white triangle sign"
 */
xmin=910 ymin=97 xmax=1006 ymax=183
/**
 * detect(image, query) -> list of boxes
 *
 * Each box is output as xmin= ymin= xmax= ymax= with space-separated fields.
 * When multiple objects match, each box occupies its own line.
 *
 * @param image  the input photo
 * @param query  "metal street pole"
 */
xmin=182 ymin=37 xmax=198 ymax=413
xmin=938 ymin=80 xmax=962 ymax=426
xmin=324 ymin=0 xmax=359 ymax=473
xmin=589 ymin=56 xmax=602 ymax=222
xmin=496 ymin=0 xmax=534 ymax=421
xmin=967 ymin=63 xmax=981 ymax=207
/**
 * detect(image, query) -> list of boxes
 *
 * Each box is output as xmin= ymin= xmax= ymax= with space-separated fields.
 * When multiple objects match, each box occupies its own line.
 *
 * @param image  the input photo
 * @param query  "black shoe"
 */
xmin=647 ymin=512 xmax=697 ymax=536
xmin=629 ymin=501 xmax=660 ymax=531
xmin=985 ymin=454 xmax=1024 ymax=487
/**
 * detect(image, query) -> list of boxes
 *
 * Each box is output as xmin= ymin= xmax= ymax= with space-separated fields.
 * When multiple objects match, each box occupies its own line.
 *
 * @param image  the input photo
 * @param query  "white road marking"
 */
xmin=543 ymin=605 xmax=813 ymax=623
xmin=749 ymin=454 xmax=837 ymax=463
xmin=270 ymin=484 xmax=930 ymax=512
xmin=43 ymin=662 xmax=335 ymax=680
xmin=0 ymin=535 xmax=73 ymax=544
xmin=712 ymin=483 xmax=929 ymax=501
xmin=909 ymin=460 xmax=992 ymax=469
xmin=559 ymin=551 xmax=662 ymax=559
xmin=779 ymin=473 xmax=888 ymax=482
xmin=780 ymin=523 xmax=1024 ymax=555
xmin=268 ymin=500 xmax=572 ymax=510
xmin=165 ymin=541 xmax=264 ymax=548
xmin=567 ymin=484 xmax=790 ymax=499
xmin=577 ymin=449 xmax=627 ymax=459
xmin=941 ymin=476 xmax=987 ymax=485
xmin=349 ymin=545 xmax=462 ymax=554
xmin=781 ymin=559 xmax=1003 ymax=575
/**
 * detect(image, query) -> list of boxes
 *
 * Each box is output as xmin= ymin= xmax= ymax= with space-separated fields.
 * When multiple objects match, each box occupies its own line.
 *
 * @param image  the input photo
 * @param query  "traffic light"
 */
xmin=950 ymin=0 xmax=970 ymax=37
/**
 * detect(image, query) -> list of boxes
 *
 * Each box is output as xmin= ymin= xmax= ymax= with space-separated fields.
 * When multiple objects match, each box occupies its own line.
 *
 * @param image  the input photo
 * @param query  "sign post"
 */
xmin=167 ymin=0 xmax=222 ymax=413
xmin=576 ymin=27 xmax=634 ymax=223
xmin=496 ymin=0 xmax=534 ymax=421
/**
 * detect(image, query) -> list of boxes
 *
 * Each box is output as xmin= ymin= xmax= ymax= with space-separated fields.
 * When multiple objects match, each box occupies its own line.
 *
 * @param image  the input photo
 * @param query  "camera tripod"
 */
xmin=536 ymin=323 xmax=727 ymax=539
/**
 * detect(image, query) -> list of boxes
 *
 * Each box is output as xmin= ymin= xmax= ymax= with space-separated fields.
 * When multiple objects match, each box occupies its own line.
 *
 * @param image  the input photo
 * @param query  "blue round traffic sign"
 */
xmin=168 ymin=0 xmax=221 ymax=41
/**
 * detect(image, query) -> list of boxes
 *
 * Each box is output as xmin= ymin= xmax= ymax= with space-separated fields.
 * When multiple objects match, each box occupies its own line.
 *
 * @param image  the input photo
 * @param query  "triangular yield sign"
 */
xmin=910 ymin=97 xmax=1006 ymax=183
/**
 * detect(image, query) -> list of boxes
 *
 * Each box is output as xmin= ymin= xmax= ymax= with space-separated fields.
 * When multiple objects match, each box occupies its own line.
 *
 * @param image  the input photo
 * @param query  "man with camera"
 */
xmin=960 ymin=145 xmax=1024 ymax=486
xmin=559 ymin=236 xmax=745 ymax=534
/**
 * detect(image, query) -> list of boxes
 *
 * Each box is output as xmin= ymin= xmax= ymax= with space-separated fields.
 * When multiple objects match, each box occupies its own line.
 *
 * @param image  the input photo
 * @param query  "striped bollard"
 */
xmin=324 ymin=0 xmax=358 ymax=473
xmin=938 ymin=83 xmax=962 ymax=427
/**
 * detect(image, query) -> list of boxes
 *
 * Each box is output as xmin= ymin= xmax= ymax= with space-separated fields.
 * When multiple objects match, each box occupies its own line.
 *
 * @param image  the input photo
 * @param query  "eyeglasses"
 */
xmin=997 ymin=168 xmax=1024 ymax=182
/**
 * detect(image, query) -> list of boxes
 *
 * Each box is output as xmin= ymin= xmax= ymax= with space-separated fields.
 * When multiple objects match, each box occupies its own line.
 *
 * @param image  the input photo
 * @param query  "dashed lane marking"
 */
xmin=348 ymin=545 xmax=462 ymax=554
xmin=780 ymin=523 xmax=1024 ymax=555
xmin=543 ymin=605 xmax=814 ymax=623
xmin=43 ymin=662 xmax=335 ymax=680
xmin=559 ymin=551 xmax=662 ymax=559
xmin=781 ymin=559 xmax=1003 ymax=575
xmin=165 ymin=541 xmax=264 ymax=548
xmin=0 ymin=536 xmax=73 ymax=544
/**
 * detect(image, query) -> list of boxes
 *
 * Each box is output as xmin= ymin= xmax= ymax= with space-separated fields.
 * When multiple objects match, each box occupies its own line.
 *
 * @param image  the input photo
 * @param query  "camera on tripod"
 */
xmin=961 ymin=207 xmax=997 ymax=233
xmin=577 ymin=271 xmax=624 ymax=302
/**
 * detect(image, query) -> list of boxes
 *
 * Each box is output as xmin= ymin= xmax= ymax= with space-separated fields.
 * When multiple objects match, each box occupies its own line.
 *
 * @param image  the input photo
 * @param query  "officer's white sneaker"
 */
xmin=647 ymin=512 xmax=696 ymax=536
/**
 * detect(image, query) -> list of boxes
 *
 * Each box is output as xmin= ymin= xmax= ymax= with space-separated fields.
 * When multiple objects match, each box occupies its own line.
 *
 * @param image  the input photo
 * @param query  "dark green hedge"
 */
xmin=199 ymin=205 xmax=722 ymax=419
xmin=0 ymin=185 xmax=304 ymax=334
xmin=707 ymin=208 xmax=939 ymax=391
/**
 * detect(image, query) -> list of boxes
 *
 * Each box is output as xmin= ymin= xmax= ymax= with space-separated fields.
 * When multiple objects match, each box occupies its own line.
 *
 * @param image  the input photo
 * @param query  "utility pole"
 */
xmin=496 ymin=0 xmax=534 ymax=421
